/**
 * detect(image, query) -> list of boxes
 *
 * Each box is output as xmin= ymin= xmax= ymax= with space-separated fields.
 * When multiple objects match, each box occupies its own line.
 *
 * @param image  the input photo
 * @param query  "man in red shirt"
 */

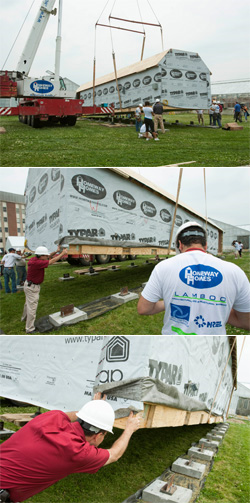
xmin=21 ymin=245 xmax=68 ymax=333
xmin=0 ymin=393 xmax=141 ymax=503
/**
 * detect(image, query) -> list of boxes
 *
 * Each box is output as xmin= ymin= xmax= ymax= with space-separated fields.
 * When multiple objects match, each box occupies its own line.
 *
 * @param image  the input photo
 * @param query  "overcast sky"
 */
xmin=1 ymin=0 xmax=249 ymax=85
xmin=1 ymin=167 xmax=249 ymax=230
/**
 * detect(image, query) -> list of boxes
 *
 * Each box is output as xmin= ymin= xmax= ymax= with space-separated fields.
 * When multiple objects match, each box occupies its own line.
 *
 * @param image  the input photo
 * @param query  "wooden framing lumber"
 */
xmin=68 ymin=244 xmax=170 ymax=256
xmin=114 ymin=403 xmax=223 ymax=430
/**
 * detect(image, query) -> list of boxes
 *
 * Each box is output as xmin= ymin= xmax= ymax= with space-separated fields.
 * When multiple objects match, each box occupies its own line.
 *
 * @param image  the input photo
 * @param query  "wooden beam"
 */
xmin=67 ymin=244 xmax=171 ymax=256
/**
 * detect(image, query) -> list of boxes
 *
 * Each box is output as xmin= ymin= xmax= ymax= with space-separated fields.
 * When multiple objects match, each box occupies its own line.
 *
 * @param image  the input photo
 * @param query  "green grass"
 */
xmin=196 ymin=420 xmax=250 ymax=503
xmin=0 ymin=252 xmax=249 ymax=335
xmin=0 ymin=112 xmax=249 ymax=166
xmin=0 ymin=399 xmax=249 ymax=503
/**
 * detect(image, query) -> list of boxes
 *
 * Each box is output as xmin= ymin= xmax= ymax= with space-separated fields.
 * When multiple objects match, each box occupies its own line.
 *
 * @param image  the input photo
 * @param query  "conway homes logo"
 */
xmin=170 ymin=69 xmax=183 ymax=79
xmin=38 ymin=173 xmax=48 ymax=194
xmin=142 ymin=75 xmax=152 ymax=85
xmin=185 ymin=71 xmax=197 ymax=80
xmin=160 ymin=209 xmax=172 ymax=223
xmin=133 ymin=78 xmax=141 ymax=88
xmin=179 ymin=265 xmax=223 ymax=289
xmin=113 ymin=190 xmax=136 ymax=210
xmin=141 ymin=201 xmax=157 ymax=218
xmin=72 ymin=174 xmax=106 ymax=200
xmin=175 ymin=215 xmax=183 ymax=227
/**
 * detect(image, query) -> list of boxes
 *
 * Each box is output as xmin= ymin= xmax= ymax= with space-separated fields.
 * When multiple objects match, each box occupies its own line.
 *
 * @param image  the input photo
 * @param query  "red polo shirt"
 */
xmin=0 ymin=411 xmax=110 ymax=502
xmin=27 ymin=256 xmax=49 ymax=284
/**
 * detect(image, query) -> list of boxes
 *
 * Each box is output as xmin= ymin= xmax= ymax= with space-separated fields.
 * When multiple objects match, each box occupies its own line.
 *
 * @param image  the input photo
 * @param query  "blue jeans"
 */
xmin=16 ymin=265 xmax=27 ymax=285
xmin=3 ymin=267 xmax=17 ymax=293
xmin=135 ymin=119 xmax=142 ymax=132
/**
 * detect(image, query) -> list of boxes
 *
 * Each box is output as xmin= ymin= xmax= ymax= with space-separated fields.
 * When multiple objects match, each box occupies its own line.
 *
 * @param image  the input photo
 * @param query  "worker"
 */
xmin=153 ymin=99 xmax=165 ymax=133
xmin=137 ymin=221 xmax=250 ymax=335
xmin=1 ymin=248 xmax=24 ymax=294
xmin=0 ymin=393 xmax=141 ymax=503
xmin=21 ymin=244 xmax=68 ymax=334
xmin=142 ymin=101 xmax=159 ymax=141
xmin=15 ymin=248 xmax=27 ymax=286
xmin=135 ymin=103 xmax=143 ymax=132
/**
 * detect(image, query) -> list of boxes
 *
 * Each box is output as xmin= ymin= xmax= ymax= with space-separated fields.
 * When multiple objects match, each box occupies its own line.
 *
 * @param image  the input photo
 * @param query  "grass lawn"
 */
xmin=0 ymin=112 xmax=249 ymax=167
xmin=0 ymin=252 xmax=249 ymax=335
xmin=0 ymin=399 xmax=249 ymax=503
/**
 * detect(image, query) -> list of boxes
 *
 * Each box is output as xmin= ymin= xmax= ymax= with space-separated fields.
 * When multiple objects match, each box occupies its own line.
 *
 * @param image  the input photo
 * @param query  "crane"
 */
xmin=0 ymin=0 xmax=113 ymax=127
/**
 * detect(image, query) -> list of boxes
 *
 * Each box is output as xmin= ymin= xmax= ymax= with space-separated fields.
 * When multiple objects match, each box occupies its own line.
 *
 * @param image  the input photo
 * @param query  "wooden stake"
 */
xmin=167 ymin=168 xmax=183 ymax=255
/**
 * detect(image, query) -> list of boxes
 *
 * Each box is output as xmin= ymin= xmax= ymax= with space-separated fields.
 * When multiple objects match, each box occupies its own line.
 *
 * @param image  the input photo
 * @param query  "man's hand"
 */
xmin=93 ymin=392 xmax=107 ymax=401
xmin=125 ymin=411 xmax=142 ymax=433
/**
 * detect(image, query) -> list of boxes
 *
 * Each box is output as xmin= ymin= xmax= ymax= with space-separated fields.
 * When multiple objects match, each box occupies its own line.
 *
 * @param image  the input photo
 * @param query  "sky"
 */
xmin=0 ymin=0 xmax=250 ymax=86
xmin=1 ymin=167 xmax=249 ymax=230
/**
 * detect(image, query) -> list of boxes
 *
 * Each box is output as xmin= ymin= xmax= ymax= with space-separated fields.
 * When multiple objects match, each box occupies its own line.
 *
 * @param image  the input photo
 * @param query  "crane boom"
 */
xmin=17 ymin=0 xmax=57 ymax=76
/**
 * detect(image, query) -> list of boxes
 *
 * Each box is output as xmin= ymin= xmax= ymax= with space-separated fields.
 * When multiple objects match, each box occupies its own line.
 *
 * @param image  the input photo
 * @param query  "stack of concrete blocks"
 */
xmin=141 ymin=423 xmax=229 ymax=503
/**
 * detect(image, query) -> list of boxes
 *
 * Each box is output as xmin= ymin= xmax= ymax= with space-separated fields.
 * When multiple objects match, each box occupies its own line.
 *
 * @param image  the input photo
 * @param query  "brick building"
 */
xmin=0 ymin=191 xmax=25 ymax=253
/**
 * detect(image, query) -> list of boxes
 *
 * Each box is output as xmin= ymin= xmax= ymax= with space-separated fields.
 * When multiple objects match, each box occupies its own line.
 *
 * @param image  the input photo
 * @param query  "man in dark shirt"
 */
xmin=22 ymin=245 xmax=67 ymax=333
xmin=153 ymin=99 xmax=165 ymax=133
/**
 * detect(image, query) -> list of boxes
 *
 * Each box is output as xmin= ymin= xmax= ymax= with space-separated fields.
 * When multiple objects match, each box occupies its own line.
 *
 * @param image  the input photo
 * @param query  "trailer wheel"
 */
xmin=31 ymin=116 xmax=41 ymax=128
xmin=60 ymin=117 xmax=68 ymax=126
xmin=67 ymin=116 xmax=77 ymax=126
xmin=129 ymin=254 xmax=137 ymax=260
xmin=117 ymin=254 xmax=127 ymax=261
xmin=96 ymin=254 xmax=111 ymax=264
xmin=67 ymin=257 xmax=80 ymax=266
xmin=23 ymin=116 xmax=28 ymax=124
xmin=78 ymin=254 xmax=96 ymax=266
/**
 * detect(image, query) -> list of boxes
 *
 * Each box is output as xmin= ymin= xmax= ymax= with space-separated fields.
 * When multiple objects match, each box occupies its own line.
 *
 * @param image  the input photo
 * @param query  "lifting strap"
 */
xmin=167 ymin=168 xmax=183 ymax=255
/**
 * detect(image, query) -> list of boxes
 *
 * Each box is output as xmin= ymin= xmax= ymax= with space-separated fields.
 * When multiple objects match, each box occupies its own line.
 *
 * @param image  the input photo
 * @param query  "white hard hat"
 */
xmin=216 ymin=101 xmax=220 ymax=104
xmin=35 ymin=246 xmax=50 ymax=256
xmin=139 ymin=103 xmax=143 ymax=107
xmin=156 ymin=99 xmax=160 ymax=102
xmin=16 ymin=248 xmax=21 ymax=252
xmin=76 ymin=400 xmax=115 ymax=434
xmin=175 ymin=221 xmax=206 ymax=253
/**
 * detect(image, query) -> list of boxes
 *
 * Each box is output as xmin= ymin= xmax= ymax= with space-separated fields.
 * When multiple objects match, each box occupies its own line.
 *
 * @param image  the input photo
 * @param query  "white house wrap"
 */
xmin=0 ymin=336 xmax=235 ymax=422
xmin=77 ymin=49 xmax=211 ymax=110
xmin=24 ymin=168 xmax=222 ymax=255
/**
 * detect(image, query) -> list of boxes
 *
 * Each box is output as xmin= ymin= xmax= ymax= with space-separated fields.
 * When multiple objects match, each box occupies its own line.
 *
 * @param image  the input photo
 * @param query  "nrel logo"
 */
xmin=30 ymin=80 xmax=54 ymax=94
xmin=179 ymin=265 xmax=223 ymax=289
xmin=194 ymin=315 xmax=222 ymax=329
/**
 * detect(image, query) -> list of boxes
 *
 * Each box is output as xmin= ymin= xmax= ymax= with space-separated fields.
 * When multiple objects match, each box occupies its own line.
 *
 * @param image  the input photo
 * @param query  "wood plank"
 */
xmin=0 ymin=413 xmax=34 ymax=426
xmin=68 ymin=245 xmax=169 ymax=256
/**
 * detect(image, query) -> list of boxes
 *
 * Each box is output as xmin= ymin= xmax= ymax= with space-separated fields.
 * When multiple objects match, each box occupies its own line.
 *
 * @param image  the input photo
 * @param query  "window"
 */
xmin=3 ymin=217 xmax=7 ymax=222
xmin=16 ymin=208 xmax=20 ymax=213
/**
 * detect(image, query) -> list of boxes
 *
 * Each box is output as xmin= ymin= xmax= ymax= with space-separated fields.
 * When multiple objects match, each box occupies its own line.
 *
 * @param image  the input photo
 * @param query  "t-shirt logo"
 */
xmin=179 ymin=265 xmax=223 ymax=289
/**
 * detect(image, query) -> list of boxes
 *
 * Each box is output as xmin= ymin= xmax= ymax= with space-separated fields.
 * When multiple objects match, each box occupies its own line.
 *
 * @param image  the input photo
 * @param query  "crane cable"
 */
xmin=93 ymin=0 xmax=111 ymax=106
xmin=146 ymin=0 xmax=164 ymax=50
xmin=1 ymin=0 xmax=36 ymax=70
xmin=136 ymin=0 xmax=146 ymax=60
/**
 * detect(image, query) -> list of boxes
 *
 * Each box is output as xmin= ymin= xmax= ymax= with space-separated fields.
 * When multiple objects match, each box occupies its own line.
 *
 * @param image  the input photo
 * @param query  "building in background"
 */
xmin=229 ymin=382 xmax=250 ymax=417
xmin=209 ymin=216 xmax=250 ymax=251
xmin=211 ymin=79 xmax=250 ymax=109
xmin=0 ymin=191 xmax=25 ymax=253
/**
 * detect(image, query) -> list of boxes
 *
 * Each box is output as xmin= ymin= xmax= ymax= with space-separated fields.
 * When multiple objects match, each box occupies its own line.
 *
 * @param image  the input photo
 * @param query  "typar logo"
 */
xmin=30 ymin=80 xmax=54 ymax=94
xmin=72 ymin=174 xmax=106 ymax=200
xmin=180 ymin=265 xmax=223 ymax=289
xmin=106 ymin=337 xmax=130 ymax=362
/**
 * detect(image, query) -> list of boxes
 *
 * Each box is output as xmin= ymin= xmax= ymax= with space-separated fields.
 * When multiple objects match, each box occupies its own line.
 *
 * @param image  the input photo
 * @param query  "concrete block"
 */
xmin=84 ymin=272 xmax=99 ymax=276
xmin=206 ymin=433 xmax=223 ymax=443
xmin=142 ymin=479 xmax=193 ymax=503
xmin=199 ymin=437 xmax=220 ymax=449
xmin=111 ymin=291 xmax=139 ymax=304
xmin=58 ymin=276 xmax=75 ymax=281
xmin=142 ymin=282 xmax=147 ymax=288
xmin=0 ymin=429 xmax=15 ymax=439
xmin=17 ymin=285 xmax=24 ymax=291
xmin=211 ymin=428 xmax=226 ymax=436
xmin=171 ymin=457 xmax=206 ymax=479
xmin=188 ymin=446 xmax=215 ymax=461
xmin=49 ymin=307 xmax=87 ymax=327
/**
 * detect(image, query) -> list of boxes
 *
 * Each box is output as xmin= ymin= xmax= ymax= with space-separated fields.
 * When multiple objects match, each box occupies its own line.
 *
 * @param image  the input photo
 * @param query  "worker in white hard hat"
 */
xmin=0 ymin=392 xmax=141 ymax=503
xmin=21 ymin=244 xmax=67 ymax=334
xmin=153 ymin=98 xmax=165 ymax=133
xmin=137 ymin=221 xmax=250 ymax=335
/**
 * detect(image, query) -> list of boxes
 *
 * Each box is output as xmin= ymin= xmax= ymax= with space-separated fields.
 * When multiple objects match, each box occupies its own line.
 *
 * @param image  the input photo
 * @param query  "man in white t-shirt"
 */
xmin=142 ymin=101 xmax=159 ymax=141
xmin=137 ymin=222 xmax=250 ymax=335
